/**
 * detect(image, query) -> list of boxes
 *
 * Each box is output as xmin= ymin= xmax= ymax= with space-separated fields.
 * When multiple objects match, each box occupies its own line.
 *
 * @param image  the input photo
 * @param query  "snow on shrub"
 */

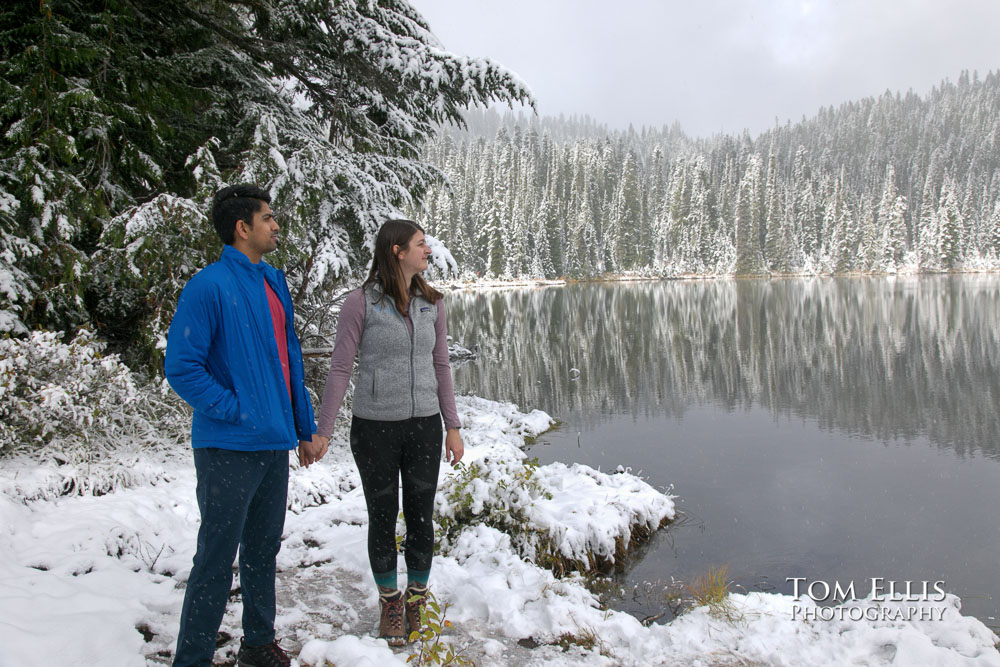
xmin=435 ymin=395 xmax=676 ymax=576
xmin=1 ymin=329 xmax=137 ymax=449
xmin=436 ymin=455 xmax=675 ymax=577
xmin=0 ymin=329 xmax=188 ymax=499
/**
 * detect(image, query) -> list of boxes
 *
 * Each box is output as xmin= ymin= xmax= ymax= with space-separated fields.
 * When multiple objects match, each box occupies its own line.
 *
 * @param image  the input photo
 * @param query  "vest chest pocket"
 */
xmin=413 ymin=306 xmax=436 ymax=344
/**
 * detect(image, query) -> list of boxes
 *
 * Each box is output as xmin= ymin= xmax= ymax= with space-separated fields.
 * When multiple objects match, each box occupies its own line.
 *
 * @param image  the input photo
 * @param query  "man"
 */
xmin=166 ymin=184 xmax=329 ymax=667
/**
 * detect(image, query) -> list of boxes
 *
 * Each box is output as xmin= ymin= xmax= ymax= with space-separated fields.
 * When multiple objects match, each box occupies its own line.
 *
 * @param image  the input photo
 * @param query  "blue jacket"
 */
xmin=165 ymin=245 xmax=316 ymax=450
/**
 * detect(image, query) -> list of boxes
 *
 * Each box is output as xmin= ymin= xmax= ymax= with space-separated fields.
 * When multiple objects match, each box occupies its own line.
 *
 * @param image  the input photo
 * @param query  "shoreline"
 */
xmin=435 ymin=267 xmax=1000 ymax=292
xmin=1 ymin=394 xmax=997 ymax=665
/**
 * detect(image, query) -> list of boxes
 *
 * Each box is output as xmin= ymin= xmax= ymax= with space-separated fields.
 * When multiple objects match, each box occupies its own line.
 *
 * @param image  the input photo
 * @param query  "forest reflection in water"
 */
xmin=448 ymin=275 xmax=1000 ymax=461
xmin=446 ymin=276 xmax=1000 ymax=625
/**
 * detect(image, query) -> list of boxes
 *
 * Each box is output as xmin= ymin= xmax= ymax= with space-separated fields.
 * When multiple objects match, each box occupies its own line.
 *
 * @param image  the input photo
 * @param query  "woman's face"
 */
xmin=396 ymin=230 xmax=432 ymax=276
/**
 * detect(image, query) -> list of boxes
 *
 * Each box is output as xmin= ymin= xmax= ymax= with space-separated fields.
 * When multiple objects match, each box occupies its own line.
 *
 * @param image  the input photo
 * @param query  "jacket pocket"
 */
xmin=372 ymin=371 xmax=378 ymax=402
xmin=211 ymin=389 xmax=241 ymax=425
xmin=227 ymin=396 xmax=242 ymax=425
xmin=233 ymin=385 xmax=257 ymax=426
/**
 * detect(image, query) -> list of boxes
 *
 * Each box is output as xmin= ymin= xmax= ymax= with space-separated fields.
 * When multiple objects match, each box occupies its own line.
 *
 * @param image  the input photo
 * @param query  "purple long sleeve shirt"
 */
xmin=316 ymin=289 xmax=461 ymax=437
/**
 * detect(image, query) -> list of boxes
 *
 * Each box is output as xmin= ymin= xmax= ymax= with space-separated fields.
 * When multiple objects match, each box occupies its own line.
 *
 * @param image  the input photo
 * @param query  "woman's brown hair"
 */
xmin=362 ymin=219 xmax=442 ymax=313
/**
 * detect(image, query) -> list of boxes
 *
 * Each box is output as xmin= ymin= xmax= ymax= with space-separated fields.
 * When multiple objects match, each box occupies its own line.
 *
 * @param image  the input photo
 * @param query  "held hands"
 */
xmin=445 ymin=428 xmax=464 ymax=467
xmin=298 ymin=434 xmax=329 ymax=468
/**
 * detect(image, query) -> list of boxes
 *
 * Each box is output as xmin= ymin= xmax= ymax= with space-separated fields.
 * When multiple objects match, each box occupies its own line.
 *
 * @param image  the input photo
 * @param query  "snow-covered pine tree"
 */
xmin=0 ymin=0 xmax=183 ymax=337
xmin=917 ymin=153 xmax=943 ymax=258
xmin=540 ymin=176 xmax=563 ymax=276
xmin=665 ymin=157 xmax=691 ymax=267
xmin=735 ymin=155 xmax=764 ymax=274
xmin=937 ymin=176 xmax=964 ymax=269
xmin=989 ymin=200 xmax=1000 ymax=256
xmin=735 ymin=175 xmax=761 ymax=274
xmin=647 ymin=146 xmax=667 ymax=268
xmin=690 ymin=156 xmax=716 ymax=272
xmin=763 ymin=147 xmax=786 ymax=271
xmin=613 ymin=151 xmax=642 ymax=270
xmin=831 ymin=167 xmax=858 ymax=272
xmin=506 ymin=190 xmax=529 ymax=278
xmin=918 ymin=201 xmax=941 ymax=271
xmin=857 ymin=197 xmax=880 ymax=271
xmin=1 ymin=0 xmax=533 ymax=366
xmin=877 ymin=165 xmax=908 ymax=268
xmin=792 ymin=146 xmax=815 ymax=258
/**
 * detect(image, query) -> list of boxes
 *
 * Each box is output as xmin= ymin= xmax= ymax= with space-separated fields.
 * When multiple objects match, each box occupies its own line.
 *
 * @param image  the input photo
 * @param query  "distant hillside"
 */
xmin=417 ymin=69 xmax=1000 ymax=277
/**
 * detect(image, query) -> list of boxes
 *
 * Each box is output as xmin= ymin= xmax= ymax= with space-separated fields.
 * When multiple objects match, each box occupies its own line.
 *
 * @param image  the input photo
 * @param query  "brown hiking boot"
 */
xmin=378 ymin=589 xmax=406 ymax=647
xmin=404 ymin=585 xmax=428 ymax=637
xmin=237 ymin=638 xmax=291 ymax=667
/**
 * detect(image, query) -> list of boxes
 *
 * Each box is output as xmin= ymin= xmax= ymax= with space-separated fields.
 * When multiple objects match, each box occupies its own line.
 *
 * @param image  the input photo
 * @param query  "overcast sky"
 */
xmin=411 ymin=0 xmax=1000 ymax=138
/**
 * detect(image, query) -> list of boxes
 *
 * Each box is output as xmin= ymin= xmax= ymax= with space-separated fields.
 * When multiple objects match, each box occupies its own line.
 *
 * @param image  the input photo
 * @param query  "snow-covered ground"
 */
xmin=1 ymin=395 xmax=998 ymax=666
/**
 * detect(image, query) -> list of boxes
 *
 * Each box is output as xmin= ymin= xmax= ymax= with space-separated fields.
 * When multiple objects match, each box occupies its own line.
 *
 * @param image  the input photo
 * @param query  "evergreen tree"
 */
xmin=792 ymin=146 xmax=816 ymax=257
xmin=648 ymin=146 xmax=667 ymax=268
xmin=506 ymin=190 xmax=529 ymax=278
xmin=917 ymin=154 xmax=942 ymax=252
xmin=541 ymin=178 xmax=562 ymax=276
xmin=763 ymin=148 xmax=786 ymax=270
xmin=735 ymin=160 xmax=764 ymax=274
xmin=0 ymin=0 xmax=533 ymax=363
xmin=877 ymin=165 xmax=908 ymax=267
xmin=612 ymin=151 xmax=642 ymax=270
xmin=831 ymin=168 xmax=857 ymax=272
xmin=0 ymin=0 xmax=219 ymax=335
xmin=918 ymin=202 xmax=940 ymax=271
xmin=937 ymin=177 xmax=963 ymax=269
xmin=665 ymin=158 xmax=690 ymax=266
xmin=990 ymin=200 xmax=1000 ymax=255
xmin=691 ymin=157 xmax=716 ymax=270
xmin=857 ymin=198 xmax=880 ymax=271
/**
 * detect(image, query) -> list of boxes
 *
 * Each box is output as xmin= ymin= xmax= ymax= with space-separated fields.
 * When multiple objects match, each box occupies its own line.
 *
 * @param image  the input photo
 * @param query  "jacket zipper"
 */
xmin=262 ymin=270 xmax=296 ymax=441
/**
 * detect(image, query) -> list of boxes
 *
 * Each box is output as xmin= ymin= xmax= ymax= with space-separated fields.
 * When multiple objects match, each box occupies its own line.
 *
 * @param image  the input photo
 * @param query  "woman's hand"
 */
xmin=298 ymin=434 xmax=329 ymax=468
xmin=445 ymin=428 xmax=464 ymax=467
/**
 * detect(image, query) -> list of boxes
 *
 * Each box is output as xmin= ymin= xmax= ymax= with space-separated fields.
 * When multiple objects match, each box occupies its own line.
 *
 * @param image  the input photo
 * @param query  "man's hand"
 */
xmin=445 ymin=428 xmax=464 ymax=467
xmin=298 ymin=434 xmax=329 ymax=468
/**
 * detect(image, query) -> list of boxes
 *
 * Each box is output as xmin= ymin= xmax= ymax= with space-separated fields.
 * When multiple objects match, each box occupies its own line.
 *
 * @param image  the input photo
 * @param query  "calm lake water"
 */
xmin=446 ymin=276 xmax=1000 ymax=628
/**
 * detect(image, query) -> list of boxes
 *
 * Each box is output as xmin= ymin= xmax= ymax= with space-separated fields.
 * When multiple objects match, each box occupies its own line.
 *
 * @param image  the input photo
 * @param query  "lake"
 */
xmin=446 ymin=276 xmax=1000 ymax=628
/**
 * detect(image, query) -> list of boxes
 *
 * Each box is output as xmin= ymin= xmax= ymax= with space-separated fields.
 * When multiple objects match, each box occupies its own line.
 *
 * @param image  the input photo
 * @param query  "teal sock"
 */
xmin=373 ymin=569 xmax=398 ymax=591
xmin=407 ymin=568 xmax=430 ymax=589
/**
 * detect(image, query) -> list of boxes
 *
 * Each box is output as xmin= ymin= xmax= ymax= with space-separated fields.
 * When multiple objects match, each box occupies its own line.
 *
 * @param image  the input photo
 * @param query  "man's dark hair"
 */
xmin=212 ymin=184 xmax=271 ymax=245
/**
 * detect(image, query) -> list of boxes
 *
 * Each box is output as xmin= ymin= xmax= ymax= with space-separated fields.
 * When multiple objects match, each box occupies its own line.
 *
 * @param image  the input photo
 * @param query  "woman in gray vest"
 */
xmin=316 ymin=219 xmax=464 ymax=646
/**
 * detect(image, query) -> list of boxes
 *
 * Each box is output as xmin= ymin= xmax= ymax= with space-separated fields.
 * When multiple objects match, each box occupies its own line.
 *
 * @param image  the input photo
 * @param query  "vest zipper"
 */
xmin=407 ymin=299 xmax=415 ymax=417
xmin=392 ymin=298 xmax=417 ymax=418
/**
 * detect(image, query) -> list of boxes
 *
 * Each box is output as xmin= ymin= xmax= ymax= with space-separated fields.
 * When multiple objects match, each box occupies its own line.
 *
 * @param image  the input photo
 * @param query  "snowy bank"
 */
xmin=0 ymin=394 xmax=673 ymax=665
xmin=0 ymin=392 xmax=997 ymax=665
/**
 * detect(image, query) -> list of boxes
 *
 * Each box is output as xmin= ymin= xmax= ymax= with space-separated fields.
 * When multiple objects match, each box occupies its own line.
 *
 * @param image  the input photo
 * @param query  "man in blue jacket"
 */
xmin=166 ymin=184 xmax=329 ymax=667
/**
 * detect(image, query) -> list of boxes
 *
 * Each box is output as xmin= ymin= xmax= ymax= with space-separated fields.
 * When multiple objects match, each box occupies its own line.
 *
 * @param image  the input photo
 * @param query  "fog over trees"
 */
xmin=417 ymin=70 xmax=1000 ymax=279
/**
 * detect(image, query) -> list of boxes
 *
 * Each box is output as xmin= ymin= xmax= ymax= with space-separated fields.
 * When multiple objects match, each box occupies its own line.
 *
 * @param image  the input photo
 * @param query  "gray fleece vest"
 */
xmin=351 ymin=285 xmax=440 ymax=421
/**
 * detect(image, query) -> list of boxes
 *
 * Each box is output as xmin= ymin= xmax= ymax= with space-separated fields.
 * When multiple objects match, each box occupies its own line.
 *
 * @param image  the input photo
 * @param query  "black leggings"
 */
xmin=350 ymin=414 xmax=443 ymax=578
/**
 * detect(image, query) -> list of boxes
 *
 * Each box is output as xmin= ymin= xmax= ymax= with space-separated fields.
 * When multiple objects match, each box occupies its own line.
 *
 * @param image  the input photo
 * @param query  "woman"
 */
xmin=316 ymin=219 xmax=464 ymax=647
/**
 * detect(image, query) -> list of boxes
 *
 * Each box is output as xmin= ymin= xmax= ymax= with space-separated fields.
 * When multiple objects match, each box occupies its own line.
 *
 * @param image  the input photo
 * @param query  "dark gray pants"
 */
xmin=173 ymin=448 xmax=289 ymax=667
xmin=350 ymin=414 xmax=442 ymax=580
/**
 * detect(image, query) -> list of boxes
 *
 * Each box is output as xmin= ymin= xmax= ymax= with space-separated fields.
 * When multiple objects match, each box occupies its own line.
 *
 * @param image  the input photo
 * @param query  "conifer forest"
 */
xmin=418 ymin=73 xmax=1000 ymax=279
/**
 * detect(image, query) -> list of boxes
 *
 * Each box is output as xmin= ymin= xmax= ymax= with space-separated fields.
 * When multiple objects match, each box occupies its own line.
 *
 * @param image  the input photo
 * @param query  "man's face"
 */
xmin=240 ymin=202 xmax=279 ymax=258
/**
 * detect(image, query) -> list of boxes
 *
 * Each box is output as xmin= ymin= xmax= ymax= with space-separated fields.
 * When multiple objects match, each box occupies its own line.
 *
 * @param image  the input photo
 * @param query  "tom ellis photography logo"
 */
xmin=788 ymin=578 xmax=950 ymax=622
